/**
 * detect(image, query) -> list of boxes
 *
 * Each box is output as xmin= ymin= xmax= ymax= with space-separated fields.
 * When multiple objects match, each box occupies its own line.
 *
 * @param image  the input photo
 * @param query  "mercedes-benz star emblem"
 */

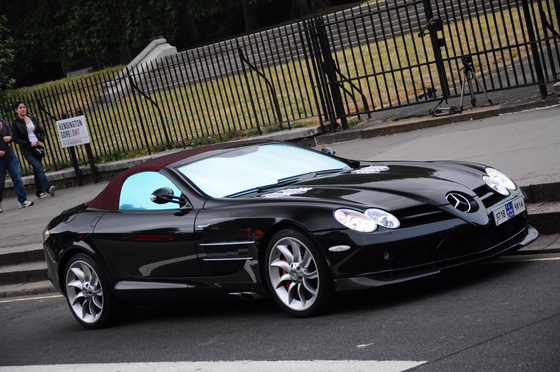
xmin=447 ymin=193 xmax=472 ymax=212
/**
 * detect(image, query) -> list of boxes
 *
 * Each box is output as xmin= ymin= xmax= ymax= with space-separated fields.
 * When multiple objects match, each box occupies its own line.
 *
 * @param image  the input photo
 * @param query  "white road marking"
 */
xmin=357 ymin=343 xmax=375 ymax=348
xmin=0 ymin=360 xmax=426 ymax=372
xmin=0 ymin=295 xmax=62 ymax=304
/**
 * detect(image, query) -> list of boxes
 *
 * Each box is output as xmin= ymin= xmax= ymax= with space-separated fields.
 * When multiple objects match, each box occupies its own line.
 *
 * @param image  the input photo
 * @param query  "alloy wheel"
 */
xmin=65 ymin=259 xmax=104 ymax=325
xmin=268 ymin=235 xmax=320 ymax=313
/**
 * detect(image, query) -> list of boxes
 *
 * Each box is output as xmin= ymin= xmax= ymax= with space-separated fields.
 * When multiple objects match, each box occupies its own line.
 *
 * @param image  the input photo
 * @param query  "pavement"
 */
xmin=1 ymin=86 xmax=560 ymax=298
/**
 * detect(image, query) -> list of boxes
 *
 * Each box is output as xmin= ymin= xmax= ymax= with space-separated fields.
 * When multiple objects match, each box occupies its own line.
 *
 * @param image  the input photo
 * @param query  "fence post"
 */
xmin=127 ymin=68 xmax=172 ymax=149
xmin=422 ymin=0 xmax=450 ymax=101
xmin=238 ymin=47 xmax=262 ymax=136
xmin=238 ymin=47 xmax=284 ymax=131
xmin=314 ymin=17 xmax=348 ymax=131
xmin=522 ymin=0 xmax=548 ymax=99
xmin=128 ymin=74 xmax=152 ymax=155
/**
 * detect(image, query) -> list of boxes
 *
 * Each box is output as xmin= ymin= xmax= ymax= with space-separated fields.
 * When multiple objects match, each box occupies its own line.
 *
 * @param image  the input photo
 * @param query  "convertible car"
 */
xmin=43 ymin=141 xmax=538 ymax=329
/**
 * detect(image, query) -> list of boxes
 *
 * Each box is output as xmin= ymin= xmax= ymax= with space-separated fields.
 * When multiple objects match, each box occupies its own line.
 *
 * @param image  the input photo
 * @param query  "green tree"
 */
xmin=0 ymin=0 xmax=355 ymax=86
xmin=54 ymin=0 xmax=239 ymax=65
xmin=0 ymin=15 xmax=15 ymax=109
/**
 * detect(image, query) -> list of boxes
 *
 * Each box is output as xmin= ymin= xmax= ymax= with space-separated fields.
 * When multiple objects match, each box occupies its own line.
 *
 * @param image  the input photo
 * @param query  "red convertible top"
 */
xmin=88 ymin=140 xmax=260 ymax=210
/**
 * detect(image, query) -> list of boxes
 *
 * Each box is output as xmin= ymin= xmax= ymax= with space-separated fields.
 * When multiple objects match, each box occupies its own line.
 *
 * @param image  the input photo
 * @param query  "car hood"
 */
xmin=258 ymin=161 xmax=492 ymax=224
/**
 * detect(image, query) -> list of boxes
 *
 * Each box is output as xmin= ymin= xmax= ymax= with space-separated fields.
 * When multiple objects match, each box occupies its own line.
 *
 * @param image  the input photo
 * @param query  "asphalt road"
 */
xmin=1 ymin=251 xmax=559 ymax=371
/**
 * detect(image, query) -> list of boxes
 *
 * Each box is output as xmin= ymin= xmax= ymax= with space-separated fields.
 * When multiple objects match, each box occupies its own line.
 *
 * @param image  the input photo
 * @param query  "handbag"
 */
xmin=30 ymin=145 xmax=45 ymax=158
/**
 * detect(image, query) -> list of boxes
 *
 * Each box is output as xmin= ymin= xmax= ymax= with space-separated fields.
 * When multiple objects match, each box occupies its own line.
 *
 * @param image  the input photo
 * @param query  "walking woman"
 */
xmin=1 ymin=118 xmax=34 ymax=212
xmin=11 ymin=101 xmax=55 ymax=198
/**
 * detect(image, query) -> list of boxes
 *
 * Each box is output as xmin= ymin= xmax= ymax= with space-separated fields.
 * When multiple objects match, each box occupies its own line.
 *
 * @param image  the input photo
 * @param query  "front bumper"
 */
xmin=333 ymin=224 xmax=538 ymax=292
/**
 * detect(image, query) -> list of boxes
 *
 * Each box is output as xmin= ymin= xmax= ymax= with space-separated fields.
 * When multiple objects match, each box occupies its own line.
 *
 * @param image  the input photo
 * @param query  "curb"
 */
xmin=314 ymin=97 xmax=560 ymax=146
xmin=0 ymin=280 xmax=55 ymax=299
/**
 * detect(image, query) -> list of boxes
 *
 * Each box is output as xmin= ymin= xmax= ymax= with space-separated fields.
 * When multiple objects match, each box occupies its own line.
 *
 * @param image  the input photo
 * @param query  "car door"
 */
xmin=193 ymin=199 xmax=273 ymax=279
xmin=93 ymin=171 xmax=203 ymax=279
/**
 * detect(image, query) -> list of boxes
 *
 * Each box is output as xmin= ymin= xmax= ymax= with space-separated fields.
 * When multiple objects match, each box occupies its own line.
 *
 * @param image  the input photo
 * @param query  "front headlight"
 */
xmin=334 ymin=208 xmax=400 ymax=232
xmin=483 ymin=167 xmax=517 ymax=196
xmin=365 ymin=208 xmax=400 ymax=229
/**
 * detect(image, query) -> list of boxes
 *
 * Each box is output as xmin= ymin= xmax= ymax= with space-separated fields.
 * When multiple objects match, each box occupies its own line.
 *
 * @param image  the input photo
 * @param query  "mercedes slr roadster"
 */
xmin=43 ymin=141 xmax=538 ymax=329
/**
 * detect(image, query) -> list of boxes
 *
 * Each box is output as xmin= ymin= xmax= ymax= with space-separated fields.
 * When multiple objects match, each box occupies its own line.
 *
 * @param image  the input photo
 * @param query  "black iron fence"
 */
xmin=305 ymin=0 xmax=559 ymax=128
xmin=2 ymin=0 xmax=558 ymax=177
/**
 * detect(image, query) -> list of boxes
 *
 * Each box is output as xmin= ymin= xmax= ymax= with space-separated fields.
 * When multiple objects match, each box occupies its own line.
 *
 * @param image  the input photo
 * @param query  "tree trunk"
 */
xmin=291 ymin=0 xmax=327 ymax=18
xmin=179 ymin=12 xmax=201 ymax=48
xmin=291 ymin=0 xmax=311 ymax=18
xmin=241 ymin=0 xmax=259 ymax=32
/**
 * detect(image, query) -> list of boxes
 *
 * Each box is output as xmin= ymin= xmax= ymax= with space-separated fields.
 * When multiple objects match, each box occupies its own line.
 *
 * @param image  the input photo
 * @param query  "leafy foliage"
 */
xmin=0 ymin=15 xmax=15 ymax=110
xmin=0 ymin=0 xmax=356 ymax=87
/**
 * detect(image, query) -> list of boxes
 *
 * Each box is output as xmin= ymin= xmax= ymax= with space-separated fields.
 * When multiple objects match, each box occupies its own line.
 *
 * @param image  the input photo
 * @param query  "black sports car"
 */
xmin=43 ymin=141 xmax=538 ymax=329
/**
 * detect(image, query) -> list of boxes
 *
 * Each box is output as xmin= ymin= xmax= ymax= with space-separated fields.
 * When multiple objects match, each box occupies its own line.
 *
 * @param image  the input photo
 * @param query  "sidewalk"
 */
xmin=1 ymin=89 xmax=560 ymax=298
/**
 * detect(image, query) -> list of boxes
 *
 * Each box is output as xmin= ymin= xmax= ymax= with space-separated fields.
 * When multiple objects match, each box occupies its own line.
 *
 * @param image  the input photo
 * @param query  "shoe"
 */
xmin=18 ymin=200 xmax=34 ymax=208
xmin=49 ymin=185 xmax=56 ymax=196
xmin=38 ymin=192 xmax=49 ymax=199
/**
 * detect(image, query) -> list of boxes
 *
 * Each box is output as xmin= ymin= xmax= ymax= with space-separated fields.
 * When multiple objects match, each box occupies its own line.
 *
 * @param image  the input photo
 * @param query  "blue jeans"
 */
xmin=0 ymin=153 xmax=28 ymax=204
xmin=22 ymin=149 xmax=53 ymax=197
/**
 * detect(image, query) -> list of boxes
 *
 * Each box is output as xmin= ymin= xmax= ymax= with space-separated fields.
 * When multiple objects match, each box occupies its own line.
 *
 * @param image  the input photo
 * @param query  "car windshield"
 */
xmin=177 ymin=143 xmax=349 ymax=198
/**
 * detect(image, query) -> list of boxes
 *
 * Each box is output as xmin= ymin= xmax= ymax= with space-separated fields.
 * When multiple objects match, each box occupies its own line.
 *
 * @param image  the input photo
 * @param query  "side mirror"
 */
xmin=321 ymin=147 xmax=336 ymax=156
xmin=150 ymin=187 xmax=190 ymax=207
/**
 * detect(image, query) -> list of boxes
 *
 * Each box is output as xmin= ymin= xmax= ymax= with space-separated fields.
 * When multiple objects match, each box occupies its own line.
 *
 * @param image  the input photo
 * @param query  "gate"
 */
xmin=302 ymin=0 xmax=560 ymax=130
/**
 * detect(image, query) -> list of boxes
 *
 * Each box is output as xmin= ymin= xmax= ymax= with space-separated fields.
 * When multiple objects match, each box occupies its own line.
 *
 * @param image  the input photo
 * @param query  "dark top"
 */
xmin=0 ymin=119 xmax=14 ymax=158
xmin=11 ymin=114 xmax=45 ymax=150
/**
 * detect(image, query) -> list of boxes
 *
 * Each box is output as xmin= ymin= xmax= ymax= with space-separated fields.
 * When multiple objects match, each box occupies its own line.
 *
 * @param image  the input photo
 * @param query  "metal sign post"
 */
xmin=55 ymin=116 xmax=99 ymax=185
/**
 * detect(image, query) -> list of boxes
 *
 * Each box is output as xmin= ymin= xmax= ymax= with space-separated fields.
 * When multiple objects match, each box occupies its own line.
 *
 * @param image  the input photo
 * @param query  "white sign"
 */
xmin=56 ymin=115 xmax=91 ymax=148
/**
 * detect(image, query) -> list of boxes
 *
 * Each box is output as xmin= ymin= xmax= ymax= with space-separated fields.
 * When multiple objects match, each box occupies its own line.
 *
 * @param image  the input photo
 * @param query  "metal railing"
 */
xmin=2 ymin=0 xmax=558 ymax=177
xmin=303 ymin=0 xmax=559 ymax=128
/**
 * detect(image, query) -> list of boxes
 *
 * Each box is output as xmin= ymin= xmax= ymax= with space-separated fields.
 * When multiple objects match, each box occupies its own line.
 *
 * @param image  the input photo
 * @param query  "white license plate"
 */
xmin=493 ymin=197 xmax=526 ymax=226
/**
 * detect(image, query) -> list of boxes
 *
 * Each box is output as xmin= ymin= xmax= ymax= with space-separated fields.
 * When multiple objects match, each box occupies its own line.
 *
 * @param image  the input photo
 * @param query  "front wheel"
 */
xmin=265 ymin=229 xmax=333 ymax=317
xmin=64 ymin=253 xmax=120 ymax=329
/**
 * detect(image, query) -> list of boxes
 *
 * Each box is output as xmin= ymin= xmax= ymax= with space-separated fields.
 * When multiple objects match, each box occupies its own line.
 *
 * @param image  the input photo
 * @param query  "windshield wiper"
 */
xmin=315 ymin=166 xmax=353 ymax=175
xmin=277 ymin=167 xmax=351 ymax=184
xmin=226 ymin=167 xmax=351 ymax=198
xmin=226 ymin=178 xmax=299 ymax=198
xmin=226 ymin=188 xmax=261 ymax=198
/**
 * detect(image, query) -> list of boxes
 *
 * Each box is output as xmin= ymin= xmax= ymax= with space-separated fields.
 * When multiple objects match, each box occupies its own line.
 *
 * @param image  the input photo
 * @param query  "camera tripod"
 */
xmin=458 ymin=55 xmax=493 ymax=111
xmin=431 ymin=55 xmax=494 ymax=116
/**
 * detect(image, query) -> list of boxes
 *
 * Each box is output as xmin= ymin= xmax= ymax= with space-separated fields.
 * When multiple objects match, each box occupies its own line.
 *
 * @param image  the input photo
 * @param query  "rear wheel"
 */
xmin=64 ymin=253 xmax=120 ymax=329
xmin=265 ymin=229 xmax=333 ymax=317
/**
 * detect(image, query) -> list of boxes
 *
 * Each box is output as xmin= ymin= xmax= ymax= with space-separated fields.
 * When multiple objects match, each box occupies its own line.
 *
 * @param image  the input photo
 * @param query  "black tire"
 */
xmin=264 ymin=229 xmax=333 ymax=317
xmin=64 ymin=253 xmax=121 ymax=329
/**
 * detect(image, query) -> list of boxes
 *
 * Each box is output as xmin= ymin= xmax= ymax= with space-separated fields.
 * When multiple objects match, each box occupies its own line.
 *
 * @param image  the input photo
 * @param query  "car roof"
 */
xmin=88 ymin=140 xmax=264 ymax=210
